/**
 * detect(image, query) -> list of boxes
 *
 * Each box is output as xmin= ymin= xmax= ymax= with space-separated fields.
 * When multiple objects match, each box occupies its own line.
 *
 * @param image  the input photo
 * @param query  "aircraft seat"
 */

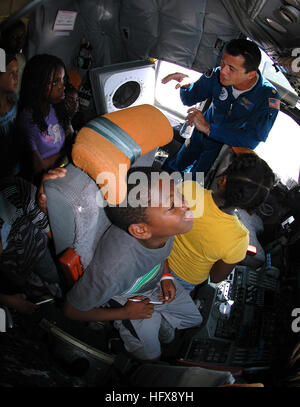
xmin=44 ymin=104 xmax=173 ymax=287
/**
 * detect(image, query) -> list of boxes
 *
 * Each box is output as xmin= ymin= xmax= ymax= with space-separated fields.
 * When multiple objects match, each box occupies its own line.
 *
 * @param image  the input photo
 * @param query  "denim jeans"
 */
xmin=169 ymin=269 xmax=196 ymax=292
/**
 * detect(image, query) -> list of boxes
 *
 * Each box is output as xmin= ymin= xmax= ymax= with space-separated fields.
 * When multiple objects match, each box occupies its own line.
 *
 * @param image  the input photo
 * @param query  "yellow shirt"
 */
xmin=168 ymin=181 xmax=249 ymax=284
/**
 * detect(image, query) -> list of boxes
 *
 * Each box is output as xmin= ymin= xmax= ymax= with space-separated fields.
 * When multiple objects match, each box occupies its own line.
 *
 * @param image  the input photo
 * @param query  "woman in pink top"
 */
xmin=17 ymin=54 xmax=71 ymax=182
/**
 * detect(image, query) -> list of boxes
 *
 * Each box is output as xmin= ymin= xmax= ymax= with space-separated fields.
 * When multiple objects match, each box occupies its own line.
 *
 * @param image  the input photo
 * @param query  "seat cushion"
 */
xmin=44 ymin=163 xmax=112 ymax=269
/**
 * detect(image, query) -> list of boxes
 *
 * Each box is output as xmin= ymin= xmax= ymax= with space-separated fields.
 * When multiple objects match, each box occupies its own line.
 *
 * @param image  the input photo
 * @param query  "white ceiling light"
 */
xmin=265 ymin=18 xmax=288 ymax=32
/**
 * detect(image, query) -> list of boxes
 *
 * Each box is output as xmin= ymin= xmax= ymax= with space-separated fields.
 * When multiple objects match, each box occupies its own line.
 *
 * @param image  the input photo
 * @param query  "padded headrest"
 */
xmin=72 ymin=104 xmax=173 ymax=204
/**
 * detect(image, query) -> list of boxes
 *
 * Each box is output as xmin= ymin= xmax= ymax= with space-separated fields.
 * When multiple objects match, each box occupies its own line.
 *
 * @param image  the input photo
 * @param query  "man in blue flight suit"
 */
xmin=162 ymin=38 xmax=281 ymax=177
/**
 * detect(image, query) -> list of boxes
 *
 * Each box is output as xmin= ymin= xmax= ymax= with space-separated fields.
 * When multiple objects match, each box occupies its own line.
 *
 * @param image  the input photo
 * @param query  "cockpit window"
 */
xmin=256 ymin=50 xmax=299 ymax=186
xmin=154 ymin=60 xmax=202 ymax=119
xmin=255 ymin=110 xmax=300 ymax=185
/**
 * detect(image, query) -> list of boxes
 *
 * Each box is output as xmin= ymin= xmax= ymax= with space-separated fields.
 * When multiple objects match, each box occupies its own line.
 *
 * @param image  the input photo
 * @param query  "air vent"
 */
xmin=279 ymin=5 xmax=300 ymax=23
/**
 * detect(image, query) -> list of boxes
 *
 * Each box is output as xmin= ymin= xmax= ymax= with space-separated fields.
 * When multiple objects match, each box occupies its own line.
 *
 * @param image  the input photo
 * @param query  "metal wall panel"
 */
xmin=27 ymin=0 xmax=127 ymax=71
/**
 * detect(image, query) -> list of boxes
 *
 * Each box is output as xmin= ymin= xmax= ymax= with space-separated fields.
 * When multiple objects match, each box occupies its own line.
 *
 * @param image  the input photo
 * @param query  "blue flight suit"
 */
xmin=168 ymin=67 xmax=280 ymax=176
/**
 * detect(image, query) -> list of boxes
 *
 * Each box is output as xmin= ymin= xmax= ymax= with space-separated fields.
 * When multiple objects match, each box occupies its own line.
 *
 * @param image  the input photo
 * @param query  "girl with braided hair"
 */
xmin=219 ymin=152 xmax=275 ymax=213
xmin=167 ymin=153 xmax=275 ymax=290
xmin=16 ymin=54 xmax=70 ymax=183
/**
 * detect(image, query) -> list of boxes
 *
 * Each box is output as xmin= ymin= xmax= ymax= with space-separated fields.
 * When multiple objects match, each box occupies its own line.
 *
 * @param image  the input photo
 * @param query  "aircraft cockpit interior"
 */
xmin=0 ymin=0 xmax=299 ymax=390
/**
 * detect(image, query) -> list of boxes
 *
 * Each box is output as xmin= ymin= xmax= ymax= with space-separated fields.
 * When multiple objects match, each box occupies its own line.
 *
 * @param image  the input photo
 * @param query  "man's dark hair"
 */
xmin=105 ymin=166 xmax=164 ymax=233
xmin=225 ymin=39 xmax=261 ymax=73
xmin=18 ymin=54 xmax=69 ymax=132
xmin=220 ymin=153 xmax=275 ymax=212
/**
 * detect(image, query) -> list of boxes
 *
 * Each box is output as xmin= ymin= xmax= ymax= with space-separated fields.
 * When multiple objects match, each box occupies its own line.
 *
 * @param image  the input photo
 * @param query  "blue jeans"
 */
xmin=169 ymin=269 xmax=196 ymax=292
xmin=164 ymin=130 xmax=223 ymax=179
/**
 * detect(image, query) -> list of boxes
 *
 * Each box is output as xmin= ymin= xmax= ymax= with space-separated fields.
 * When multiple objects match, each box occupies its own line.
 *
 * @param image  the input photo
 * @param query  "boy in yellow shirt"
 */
xmin=168 ymin=153 xmax=274 ymax=290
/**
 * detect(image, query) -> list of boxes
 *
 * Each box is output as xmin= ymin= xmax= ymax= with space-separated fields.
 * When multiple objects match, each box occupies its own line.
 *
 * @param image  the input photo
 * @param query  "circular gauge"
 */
xmin=112 ymin=81 xmax=141 ymax=109
xmin=265 ymin=18 xmax=288 ymax=33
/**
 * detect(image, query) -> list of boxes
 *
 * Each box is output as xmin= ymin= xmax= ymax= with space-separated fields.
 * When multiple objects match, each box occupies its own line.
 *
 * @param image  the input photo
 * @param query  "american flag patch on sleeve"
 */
xmin=268 ymin=98 xmax=280 ymax=110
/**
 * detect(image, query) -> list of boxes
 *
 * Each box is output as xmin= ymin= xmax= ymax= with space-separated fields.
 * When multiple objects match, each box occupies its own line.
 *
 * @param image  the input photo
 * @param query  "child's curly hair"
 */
xmin=220 ymin=153 xmax=275 ymax=212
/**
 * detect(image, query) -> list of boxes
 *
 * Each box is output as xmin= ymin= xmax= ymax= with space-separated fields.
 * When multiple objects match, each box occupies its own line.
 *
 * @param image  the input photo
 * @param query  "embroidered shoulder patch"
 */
xmin=204 ymin=68 xmax=213 ymax=78
xmin=268 ymin=98 xmax=280 ymax=110
xmin=239 ymin=97 xmax=254 ymax=111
